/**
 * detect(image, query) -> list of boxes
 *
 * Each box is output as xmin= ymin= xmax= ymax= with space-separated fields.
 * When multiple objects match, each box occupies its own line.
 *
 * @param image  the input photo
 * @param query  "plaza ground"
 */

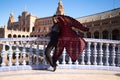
xmin=0 ymin=69 xmax=120 ymax=80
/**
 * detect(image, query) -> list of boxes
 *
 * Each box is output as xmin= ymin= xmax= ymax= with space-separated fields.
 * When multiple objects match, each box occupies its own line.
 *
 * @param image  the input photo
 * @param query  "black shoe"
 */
xmin=52 ymin=63 xmax=57 ymax=72
xmin=53 ymin=66 xmax=56 ymax=72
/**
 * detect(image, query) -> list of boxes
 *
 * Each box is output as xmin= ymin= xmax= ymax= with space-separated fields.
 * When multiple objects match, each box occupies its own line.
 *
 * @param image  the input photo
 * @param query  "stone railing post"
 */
xmin=111 ymin=44 xmax=116 ymax=66
xmin=62 ymin=48 xmax=66 ymax=65
xmin=29 ymin=41 xmax=33 ymax=65
xmin=36 ymin=41 xmax=39 ymax=65
xmin=42 ymin=41 xmax=47 ymax=64
xmin=81 ymin=50 xmax=85 ymax=65
xmin=8 ymin=42 xmax=13 ymax=66
xmin=22 ymin=41 xmax=26 ymax=66
xmin=15 ymin=41 xmax=20 ymax=66
xmin=1 ymin=41 xmax=6 ymax=66
xmin=105 ymin=43 xmax=110 ymax=66
xmin=93 ymin=42 xmax=97 ymax=65
xmin=87 ymin=42 xmax=91 ymax=65
xmin=99 ymin=43 xmax=103 ymax=65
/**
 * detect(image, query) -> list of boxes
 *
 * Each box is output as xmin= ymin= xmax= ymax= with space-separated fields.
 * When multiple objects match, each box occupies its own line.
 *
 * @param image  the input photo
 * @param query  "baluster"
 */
xmin=81 ymin=50 xmax=85 ymax=65
xmin=42 ymin=41 xmax=47 ymax=64
xmin=87 ymin=42 xmax=91 ymax=65
xmin=111 ymin=44 xmax=116 ymax=66
xmin=93 ymin=42 xmax=97 ymax=65
xmin=29 ymin=41 xmax=33 ymax=65
xmin=62 ymin=48 xmax=66 ymax=65
xmin=8 ymin=42 xmax=13 ymax=66
xmin=15 ymin=42 xmax=20 ymax=66
xmin=117 ymin=45 xmax=120 ymax=67
xmin=68 ymin=56 xmax=72 ymax=65
xmin=36 ymin=41 xmax=39 ymax=65
xmin=99 ymin=43 xmax=103 ymax=65
xmin=75 ymin=59 xmax=79 ymax=65
xmin=105 ymin=43 xmax=109 ymax=66
xmin=1 ymin=41 xmax=6 ymax=66
xmin=22 ymin=41 xmax=26 ymax=66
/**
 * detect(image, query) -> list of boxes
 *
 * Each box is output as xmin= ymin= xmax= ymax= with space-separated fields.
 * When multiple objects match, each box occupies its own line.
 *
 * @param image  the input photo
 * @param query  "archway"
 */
xmin=13 ymin=34 xmax=17 ymax=38
xmin=102 ymin=30 xmax=108 ymax=39
xmin=18 ymin=35 xmax=21 ymax=38
xmin=112 ymin=29 xmax=119 ymax=40
xmin=87 ymin=32 xmax=91 ymax=38
xmin=8 ymin=34 xmax=12 ymax=38
xmin=94 ymin=31 xmax=99 ymax=39
xmin=22 ymin=35 xmax=25 ymax=37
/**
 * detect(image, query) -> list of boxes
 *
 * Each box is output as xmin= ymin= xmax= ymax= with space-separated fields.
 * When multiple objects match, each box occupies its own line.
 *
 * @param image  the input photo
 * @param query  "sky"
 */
xmin=0 ymin=0 xmax=120 ymax=27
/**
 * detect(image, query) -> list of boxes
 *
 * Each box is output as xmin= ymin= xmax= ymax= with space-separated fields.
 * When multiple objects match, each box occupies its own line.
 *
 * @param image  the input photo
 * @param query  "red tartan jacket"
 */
xmin=53 ymin=15 xmax=89 ymax=61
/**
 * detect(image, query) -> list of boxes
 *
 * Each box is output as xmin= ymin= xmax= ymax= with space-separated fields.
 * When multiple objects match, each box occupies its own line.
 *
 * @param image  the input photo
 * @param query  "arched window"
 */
xmin=22 ymin=35 xmax=25 ymax=37
xmin=112 ymin=29 xmax=119 ymax=40
xmin=18 ymin=35 xmax=21 ymax=38
xmin=26 ymin=35 xmax=29 ymax=37
xmin=102 ymin=30 xmax=108 ymax=39
xmin=94 ymin=31 xmax=99 ymax=39
xmin=8 ymin=34 xmax=12 ymax=38
xmin=87 ymin=32 xmax=91 ymax=38
xmin=13 ymin=34 xmax=17 ymax=38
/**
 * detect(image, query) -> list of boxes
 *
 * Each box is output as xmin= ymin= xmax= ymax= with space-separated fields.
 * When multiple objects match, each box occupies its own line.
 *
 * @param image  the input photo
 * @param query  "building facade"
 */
xmin=0 ymin=1 xmax=120 ymax=40
xmin=77 ymin=8 xmax=120 ymax=40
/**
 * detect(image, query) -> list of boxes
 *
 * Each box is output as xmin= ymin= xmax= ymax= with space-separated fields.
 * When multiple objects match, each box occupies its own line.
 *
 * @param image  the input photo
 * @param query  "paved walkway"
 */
xmin=0 ymin=69 xmax=120 ymax=80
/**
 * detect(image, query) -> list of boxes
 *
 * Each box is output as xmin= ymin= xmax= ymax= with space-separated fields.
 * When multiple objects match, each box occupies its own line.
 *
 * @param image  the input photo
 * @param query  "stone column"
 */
xmin=108 ymin=29 xmax=112 ymax=40
xmin=99 ymin=31 xmax=103 ymax=39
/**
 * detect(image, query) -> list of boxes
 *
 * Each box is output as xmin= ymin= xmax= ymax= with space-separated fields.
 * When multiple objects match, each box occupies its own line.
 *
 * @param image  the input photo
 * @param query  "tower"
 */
xmin=56 ymin=0 xmax=65 ymax=15
xmin=8 ymin=12 xmax=15 ymax=23
xmin=7 ymin=12 xmax=15 ymax=29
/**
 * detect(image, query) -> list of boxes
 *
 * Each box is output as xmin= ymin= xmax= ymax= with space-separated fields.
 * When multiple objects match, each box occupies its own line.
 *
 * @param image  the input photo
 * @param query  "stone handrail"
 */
xmin=0 ymin=37 xmax=120 ymax=72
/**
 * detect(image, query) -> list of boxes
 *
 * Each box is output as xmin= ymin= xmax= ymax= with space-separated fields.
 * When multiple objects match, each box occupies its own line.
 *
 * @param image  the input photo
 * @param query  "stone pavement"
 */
xmin=0 ymin=69 xmax=120 ymax=80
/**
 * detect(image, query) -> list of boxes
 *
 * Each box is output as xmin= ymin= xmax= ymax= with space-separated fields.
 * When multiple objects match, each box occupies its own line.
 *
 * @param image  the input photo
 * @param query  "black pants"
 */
xmin=45 ymin=32 xmax=59 ymax=67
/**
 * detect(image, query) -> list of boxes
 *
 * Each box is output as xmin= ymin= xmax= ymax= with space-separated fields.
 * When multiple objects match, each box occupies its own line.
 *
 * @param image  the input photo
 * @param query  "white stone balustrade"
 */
xmin=0 ymin=37 xmax=120 ymax=72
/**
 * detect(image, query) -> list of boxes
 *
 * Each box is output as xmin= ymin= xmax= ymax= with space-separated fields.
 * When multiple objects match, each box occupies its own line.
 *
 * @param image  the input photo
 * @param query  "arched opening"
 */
xmin=112 ymin=29 xmax=119 ymax=40
xmin=26 ymin=35 xmax=29 ymax=37
xmin=87 ymin=32 xmax=91 ymax=38
xmin=8 ymin=34 xmax=12 ymax=38
xmin=18 ymin=35 xmax=21 ymax=38
xmin=94 ymin=31 xmax=99 ymax=39
xmin=22 ymin=35 xmax=25 ymax=37
xmin=13 ymin=34 xmax=17 ymax=38
xmin=102 ymin=30 xmax=108 ymax=39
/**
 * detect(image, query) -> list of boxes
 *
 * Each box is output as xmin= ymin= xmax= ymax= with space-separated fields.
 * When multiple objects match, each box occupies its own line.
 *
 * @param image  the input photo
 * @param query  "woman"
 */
xmin=45 ymin=16 xmax=60 ymax=71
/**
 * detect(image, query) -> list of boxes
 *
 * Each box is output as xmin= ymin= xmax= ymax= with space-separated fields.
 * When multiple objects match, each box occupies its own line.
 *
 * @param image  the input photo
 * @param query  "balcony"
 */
xmin=0 ymin=37 xmax=120 ymax=72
